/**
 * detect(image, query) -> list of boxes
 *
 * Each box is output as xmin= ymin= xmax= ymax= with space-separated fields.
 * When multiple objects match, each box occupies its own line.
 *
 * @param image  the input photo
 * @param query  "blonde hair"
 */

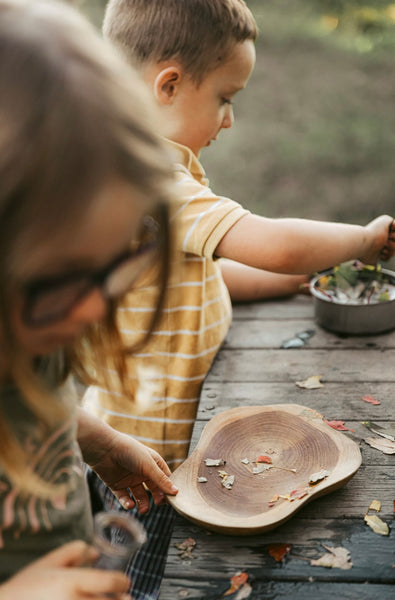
xmin=103 ymin=0 xmax=257 ymax=83
xmin=0 ymin=0 xmax=173 ymax=495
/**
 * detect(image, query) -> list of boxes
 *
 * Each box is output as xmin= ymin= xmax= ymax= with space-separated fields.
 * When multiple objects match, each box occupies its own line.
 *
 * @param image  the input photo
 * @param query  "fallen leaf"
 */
xmin=309 ymin=469 xmax=331 ymax=485
xmin=197 ymin=476 xmax=207 ymax=483
xmin=204 ymin=458 xmax=225 ymax=466
xmin=364 ymin=514 xmax=390 ymax=536
xmin=223 ymin=571 xmax=249 ymax=597
xmin=324 ymin=420 xmax=354 ymax=432
xmin=268 ymin=493 xmax=279 ymax=507
xmin=361 ymin=421 xmax=395 ymax=441
xmin=234 ymin=584 xmax=252 ymax=599
xmin=367 ymin=500 xmax=381 ymax=513
xmin=175 ymin=537 xmax=196 ymax=560
xmin=296 ymin=375 xmax=323 ymax=389
xmin=267 ymin=543 xmax=292 ymax=562
xmin=252 ymin=464 xmax=272 ymax=474
xmin=364 ymin=436 xmax=395 ymax=454
xmin=310 ymin=545 xmax=353 ymax=570
xmin=289 ymin=488 xmax=309 ymax=500
xmin=361 ymin=395 xmax=380 ymax=405
xmin=256 ymin=455 xmax=272 ymax=464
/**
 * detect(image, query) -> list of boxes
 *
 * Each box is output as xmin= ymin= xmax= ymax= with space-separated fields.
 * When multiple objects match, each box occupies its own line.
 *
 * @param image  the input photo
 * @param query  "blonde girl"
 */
xmin=0 ymin=0 xmax=177 ymax=597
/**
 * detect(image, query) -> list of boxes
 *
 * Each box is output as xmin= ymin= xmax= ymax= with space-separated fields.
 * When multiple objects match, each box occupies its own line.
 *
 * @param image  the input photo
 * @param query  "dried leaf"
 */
xmin=364 ymin=514 xmax=389 ymax=536
xmin=204 ymin=458 xmax=225 ymax=466
xmin=175 ymin=537 xmax=196 ymax=559
xmin=324 ymin=419 xmax=354 ymax=432
xmin=290 ymin=487 xmax=309 ymax=500
xmin=361 ymin=421 xmax=395 ymax=441
xmin=234 ymin=584 xmax=252 ymax=599
xmin=296 ymin=374 xmax=323 ymax=389
xmin=310 ymin=545 xmax=353 ymax=570
xmin=268 ymin=493 xmax=279 ymax=507
xmin=367 ymin=500 xmax=381 ymax=513
xmin=221 ymin=474 xmax=235 ymax=490
xmin=197 ymin=477 xmax=207 ymax=483
xmin=309 ymin=469 xmax=331 ymax=484
xmin=365 ymin=436 xmax=395 ymax=454
xmin=361 ymin=395 xmax=380 ymax=405
xmin=252 ymin=464 xmax=272 ymax=474
xmin=223 ymin=572 xmax=249 ymax=597
xmin=241 ymin=458 xmax=249 ymax=464
xmin=267 ymin=543 xmax=292 ymax=562
xmin=256 ymin=455 xmax=272 ymax=464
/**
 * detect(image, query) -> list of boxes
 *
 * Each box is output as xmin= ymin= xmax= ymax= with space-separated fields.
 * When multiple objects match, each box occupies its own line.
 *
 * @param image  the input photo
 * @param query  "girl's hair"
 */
xmin=103 ymin=0 xmax=258 ymax=84
xmin=0 ymin=0 xmax=174 ymax=494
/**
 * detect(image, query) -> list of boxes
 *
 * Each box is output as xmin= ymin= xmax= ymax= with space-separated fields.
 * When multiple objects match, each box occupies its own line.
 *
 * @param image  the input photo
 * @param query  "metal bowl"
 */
xmin=310 ymin=268 xmax=395 ymax=335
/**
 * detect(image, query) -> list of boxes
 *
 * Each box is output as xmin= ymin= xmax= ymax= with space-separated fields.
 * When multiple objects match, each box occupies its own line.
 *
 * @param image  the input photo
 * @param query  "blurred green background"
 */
xmin=75 ymin=0 xmax=395 ymax=266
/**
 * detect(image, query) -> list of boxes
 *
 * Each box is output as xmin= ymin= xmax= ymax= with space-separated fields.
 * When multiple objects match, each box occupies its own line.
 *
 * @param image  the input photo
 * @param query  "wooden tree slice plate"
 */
xmin=168 ymin=404 xmax=361 ymax=535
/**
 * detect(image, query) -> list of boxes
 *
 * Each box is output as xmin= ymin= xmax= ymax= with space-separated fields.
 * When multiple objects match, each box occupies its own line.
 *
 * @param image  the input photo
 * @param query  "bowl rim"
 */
xmin=310 ymin=266 xmax=395 ymax=307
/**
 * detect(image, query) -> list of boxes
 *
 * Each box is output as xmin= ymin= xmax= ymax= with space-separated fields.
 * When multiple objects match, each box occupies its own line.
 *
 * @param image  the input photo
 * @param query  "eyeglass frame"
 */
xmin=21 ymin=204 xmax=168 ymax=328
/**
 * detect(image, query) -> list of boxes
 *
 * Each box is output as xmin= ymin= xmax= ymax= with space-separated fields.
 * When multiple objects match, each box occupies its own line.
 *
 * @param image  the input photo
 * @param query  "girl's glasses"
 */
xmin=22 ymin=207 xmax=165 ymax=328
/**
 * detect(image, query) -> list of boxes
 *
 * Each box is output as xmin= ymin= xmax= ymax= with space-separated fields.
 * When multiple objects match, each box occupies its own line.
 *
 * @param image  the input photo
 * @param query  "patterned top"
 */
xmin=84 ymin=139 xmax=249 ymax=469
xmin=0 ymin=359 xmax=93 ymax=581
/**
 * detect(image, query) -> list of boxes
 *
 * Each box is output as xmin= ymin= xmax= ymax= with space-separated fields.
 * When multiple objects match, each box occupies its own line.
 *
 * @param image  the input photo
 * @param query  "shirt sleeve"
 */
xmin=172 ymin=165 xmax=250 ymax=259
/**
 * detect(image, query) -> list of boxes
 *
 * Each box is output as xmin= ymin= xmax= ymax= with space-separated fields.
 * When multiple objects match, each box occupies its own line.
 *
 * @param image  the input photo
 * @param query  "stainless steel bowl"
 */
xmin=310 ymin=268 xmax=395 ymax=335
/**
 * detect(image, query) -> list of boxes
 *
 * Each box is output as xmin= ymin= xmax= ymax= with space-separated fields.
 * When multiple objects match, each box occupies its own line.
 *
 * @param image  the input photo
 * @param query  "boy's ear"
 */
xmin=153 ymin=66 xmax=182 ymax=105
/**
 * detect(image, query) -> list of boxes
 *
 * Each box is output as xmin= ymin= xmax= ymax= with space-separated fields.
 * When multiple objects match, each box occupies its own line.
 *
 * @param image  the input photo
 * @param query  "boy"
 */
xmin=84 ymin=1 xmax=395 ymax=598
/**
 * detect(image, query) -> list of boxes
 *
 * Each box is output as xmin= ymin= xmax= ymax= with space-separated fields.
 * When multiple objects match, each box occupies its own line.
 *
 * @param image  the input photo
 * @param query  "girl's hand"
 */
xmin=78 ymin=409 xmax=178 ymax=514
xmin=361 ymin=215 xmax=395 ymax=264
xmin=87 ymin=431 xmax=179 ymax=513
xmin=0 ymin=541 xmax=130 ymax=600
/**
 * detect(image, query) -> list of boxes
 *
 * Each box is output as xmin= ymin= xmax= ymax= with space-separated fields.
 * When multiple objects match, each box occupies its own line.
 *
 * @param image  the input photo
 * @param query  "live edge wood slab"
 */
xmin=168 ymin=404 xmax=362 ymax=535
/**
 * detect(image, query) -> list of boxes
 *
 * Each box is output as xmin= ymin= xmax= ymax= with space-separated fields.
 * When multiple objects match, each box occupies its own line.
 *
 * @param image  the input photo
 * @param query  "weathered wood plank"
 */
xmin=224 ymin=318 xmax=395 ymax=349
xmin=160 ymin=580 xmax=395 ymax=600
xmin=199 ymin=381 xmax=394 ymax=419
xmin=161 ymin=518 xmax=394 ymax=597
xmin=232 ymin=297 xmax=314 ymax=320
xmin=208 ymin=348 xmax=395 ymax=382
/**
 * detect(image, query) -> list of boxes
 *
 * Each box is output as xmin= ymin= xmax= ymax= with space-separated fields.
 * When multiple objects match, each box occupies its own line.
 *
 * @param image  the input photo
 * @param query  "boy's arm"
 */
xmin=220 ymin=258 xmax=309 ymax=301
xmin=215 ymin=214 xmax=395 ymax=273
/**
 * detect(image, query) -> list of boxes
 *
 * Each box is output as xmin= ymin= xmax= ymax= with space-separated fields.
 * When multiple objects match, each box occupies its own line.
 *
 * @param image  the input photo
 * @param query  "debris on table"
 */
xmin=362 ymin=421 xmax=395 ymax=441
xmin=310 ymin=545 xmax=353 ymax=570
xmin=204 ymin=458 xmax=226 ymax=467
xmin=267 ymin=543 xmax=292 ymax=562
xmin=364 ymin=500 xmax=389 ymax=535
xmin=364 ymin=436 xmax=395 ymax=454
xmin=222 ymin=571 xmax=251 ymax=598
xmin=197 ymin=476 xmax=208 ymax=483
xmin=360 ymin=394 xmax=380 ymax=405
xmin=309 ymin=469 xmax=331 ymax=485
xmin=218 ymin=471 xmax=235 ymax=490
xmin=324 ymin=419 xmax=354 ymax=432
xmin=296 ymin=374 xmax=323 ymax=389
xmin=175 ymin=537 xmax=196 ymax=560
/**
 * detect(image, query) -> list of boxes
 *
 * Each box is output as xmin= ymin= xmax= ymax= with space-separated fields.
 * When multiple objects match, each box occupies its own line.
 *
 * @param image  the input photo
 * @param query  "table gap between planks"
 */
xmin=159 ymin=296 xmax=394 ymax=600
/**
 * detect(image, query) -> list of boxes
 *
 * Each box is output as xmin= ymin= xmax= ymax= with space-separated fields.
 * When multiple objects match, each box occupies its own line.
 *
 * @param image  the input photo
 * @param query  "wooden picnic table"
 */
xmin=159 ymin=295 xmax=394 ymax=600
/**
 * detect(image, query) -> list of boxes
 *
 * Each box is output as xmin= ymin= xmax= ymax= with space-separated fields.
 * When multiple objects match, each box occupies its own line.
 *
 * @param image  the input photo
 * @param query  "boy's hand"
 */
xmin=361 ymin=215 xmax=395 ymax=264
xmin=0 ymin=541 xmax=130 ymax=600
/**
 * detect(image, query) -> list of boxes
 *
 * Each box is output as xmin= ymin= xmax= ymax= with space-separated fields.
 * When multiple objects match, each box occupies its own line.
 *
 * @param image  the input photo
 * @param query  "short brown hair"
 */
xmin=103 ymin=0 xmax=257 ymax=83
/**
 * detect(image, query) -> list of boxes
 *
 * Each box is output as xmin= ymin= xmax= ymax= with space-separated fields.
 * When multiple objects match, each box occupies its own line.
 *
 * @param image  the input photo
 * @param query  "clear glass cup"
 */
xmin=92 ymin=511 xmax=147 ymax=571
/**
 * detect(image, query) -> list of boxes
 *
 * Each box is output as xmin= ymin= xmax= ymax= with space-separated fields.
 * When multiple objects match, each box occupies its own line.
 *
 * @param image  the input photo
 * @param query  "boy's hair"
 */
xmin=0 ymin=0 xmax=173 ymax=495
xmin=103 ymin=0 xmax=257 ymax=83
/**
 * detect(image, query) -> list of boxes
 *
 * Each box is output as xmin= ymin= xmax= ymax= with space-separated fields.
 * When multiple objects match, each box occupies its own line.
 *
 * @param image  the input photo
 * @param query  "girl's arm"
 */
xmin=215 ymin=214 xmax=395 ymax=274
xmin=77 ymin=408 xmax=178 ymax=512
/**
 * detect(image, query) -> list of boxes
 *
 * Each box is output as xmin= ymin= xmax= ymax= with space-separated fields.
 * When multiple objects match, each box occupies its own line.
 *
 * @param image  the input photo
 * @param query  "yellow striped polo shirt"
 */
xmin=83 ymin=139 xmax=249 ymax=469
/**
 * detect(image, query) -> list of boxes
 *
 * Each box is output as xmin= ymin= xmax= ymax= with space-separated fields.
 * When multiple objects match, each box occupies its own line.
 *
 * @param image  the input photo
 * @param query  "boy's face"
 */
xmin=167 ymin=40 xmax=256 ymax=157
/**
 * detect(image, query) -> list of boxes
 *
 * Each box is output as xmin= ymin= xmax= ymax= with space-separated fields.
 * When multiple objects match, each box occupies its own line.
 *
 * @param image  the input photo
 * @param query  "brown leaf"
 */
xmin=324 ymin=419 xmax=354 ymax=432
xmin=223 ymin=572 xmax=249 ymax=597
xmin=364 ymin=436 xmax=395 ymax=454
xmin=310 ymin=545 xmax=353 ymax=570
xmin=267 ymin=543 xmax=292 ymax=562
xmin=361 ymin=395 xmax=380 ymax=405
xmin=256 ymin=455 xmax=272 ymax=464
xmin=175 ymin=537 xmax=196 ymax=559
xmin=295 ymin=374 xmax=323 ymax=389
xmin=364 ymin=514 xmax=389 ymax=536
